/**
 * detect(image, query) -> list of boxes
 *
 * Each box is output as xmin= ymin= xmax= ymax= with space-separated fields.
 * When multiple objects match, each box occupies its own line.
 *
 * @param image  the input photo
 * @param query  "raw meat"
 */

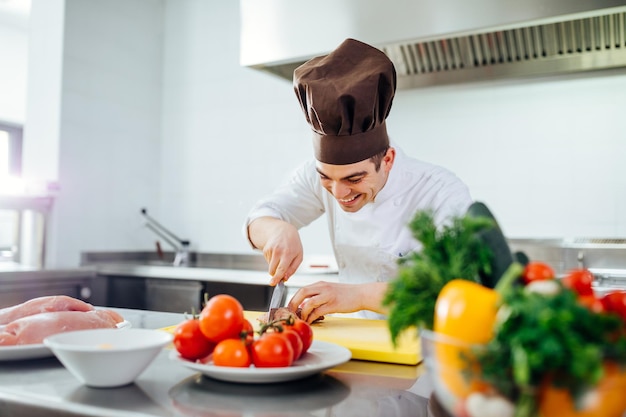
xmin=0 ymin=295 xmax=95 ymax=325
xmin=0 ymin=309 xmax=124 ymax=346
xmin=258 ymin=307 xmax=324 ymax=325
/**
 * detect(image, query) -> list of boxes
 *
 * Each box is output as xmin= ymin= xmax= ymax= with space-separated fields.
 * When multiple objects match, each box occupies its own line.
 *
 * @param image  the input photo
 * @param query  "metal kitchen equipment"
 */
xmin=140 ymin=208 xmax=190 ymax=267
xmin=508 ymin=238 xmax=626 ymax=294
xmin=0 ymin=195 xmax=54 ymax=268
xmin=241 ymin=0 xmax=626 ymax=88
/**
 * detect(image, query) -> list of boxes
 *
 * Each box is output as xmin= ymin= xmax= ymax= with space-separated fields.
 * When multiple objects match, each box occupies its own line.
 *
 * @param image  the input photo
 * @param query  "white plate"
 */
xmin=170 ymin=340 xmax=351 ymax=383
xmin=0 ymin=320 xmax=131 ymax=361
xmin=0 ymin=343 xmax=52 ymax=361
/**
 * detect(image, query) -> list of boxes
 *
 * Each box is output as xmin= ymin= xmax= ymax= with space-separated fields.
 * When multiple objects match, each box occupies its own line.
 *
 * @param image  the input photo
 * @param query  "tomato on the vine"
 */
xmin=173 ymin=318 xmax=215 ymax=361
xmin=284 ymin=319 xmax=313 ymax=358
xmin=600 ymin=291 xmax=626 ymax=322
xmin=522 ymin=262 xmax=555 ymax=285
xmin=212 ymin=338 xmax=251 ymax=367
xmin=281 ymin=328 xmax=303 ymax=360
xmin=561 ymin=269 xmax=595 ymax=297
xmin=251 ymin=333 xmax=294 ymax=367
xmin=241 ymin=319 xmax=255 ymax=345
xmin=199 ymin=294 xmax=245 ymax=343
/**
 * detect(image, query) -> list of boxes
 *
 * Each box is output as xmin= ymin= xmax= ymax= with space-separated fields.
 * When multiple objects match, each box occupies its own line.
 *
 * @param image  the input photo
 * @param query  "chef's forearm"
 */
xmin=360 ymin=282 xmax=390 ymax=315
xmin=247 ymin=216 xmax=283 ymax=250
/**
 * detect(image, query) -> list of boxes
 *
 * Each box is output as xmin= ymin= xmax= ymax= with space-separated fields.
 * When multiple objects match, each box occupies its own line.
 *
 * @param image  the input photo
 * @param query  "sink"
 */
xmin=141 ymin=260 xmax=180 ymax=267
xmin=81 ymin=251 xmax=269 ymax=271
xmin=81 ymin=251 xmax=338 ymax=275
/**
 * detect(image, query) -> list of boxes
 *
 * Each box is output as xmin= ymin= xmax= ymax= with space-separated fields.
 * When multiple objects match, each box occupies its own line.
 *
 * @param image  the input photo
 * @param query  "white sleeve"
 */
xmin=242 ymin=160 xmax=326 ymax=247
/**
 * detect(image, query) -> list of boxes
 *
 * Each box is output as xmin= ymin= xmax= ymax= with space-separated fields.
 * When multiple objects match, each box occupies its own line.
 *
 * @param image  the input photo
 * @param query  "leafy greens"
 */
xmin=383 ymin=210 xmax=494 ymax=344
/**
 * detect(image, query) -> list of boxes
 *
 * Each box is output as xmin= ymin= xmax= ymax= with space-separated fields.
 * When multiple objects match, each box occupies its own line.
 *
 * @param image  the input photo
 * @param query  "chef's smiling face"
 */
xmin=316 ymin=148 xmax=395 ymax=213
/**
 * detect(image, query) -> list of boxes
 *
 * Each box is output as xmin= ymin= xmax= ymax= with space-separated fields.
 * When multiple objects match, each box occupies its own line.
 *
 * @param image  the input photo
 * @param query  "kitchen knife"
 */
xmin=267 ymin=280 xmax=285 ymax=321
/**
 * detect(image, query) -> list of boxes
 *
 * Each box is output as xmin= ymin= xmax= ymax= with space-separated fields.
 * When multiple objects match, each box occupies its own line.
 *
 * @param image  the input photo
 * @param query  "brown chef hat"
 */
xmin=293 ymin=38 xmax=397 ymax=165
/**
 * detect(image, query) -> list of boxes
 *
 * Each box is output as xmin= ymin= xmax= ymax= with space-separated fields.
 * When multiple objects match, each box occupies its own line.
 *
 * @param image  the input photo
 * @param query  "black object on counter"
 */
xmin=466 ymin=201 xmax=515 ymax=288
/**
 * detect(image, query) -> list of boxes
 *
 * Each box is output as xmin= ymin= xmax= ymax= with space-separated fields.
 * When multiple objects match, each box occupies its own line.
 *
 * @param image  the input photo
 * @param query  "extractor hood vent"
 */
xmin=240 ymin=0 xmax=626 ymax=89
xmin=567 ymin=238 xmax=626 ymax=245
xmin=386 ymin=11 xmax=626 ymax=88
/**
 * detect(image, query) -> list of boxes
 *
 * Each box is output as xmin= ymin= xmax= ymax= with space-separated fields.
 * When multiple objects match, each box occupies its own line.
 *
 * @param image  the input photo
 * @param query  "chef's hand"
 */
xmin=287 ymin=281 xmax=389 ymax=323
xmin=248 ymin=217 xmax=304 ymax=286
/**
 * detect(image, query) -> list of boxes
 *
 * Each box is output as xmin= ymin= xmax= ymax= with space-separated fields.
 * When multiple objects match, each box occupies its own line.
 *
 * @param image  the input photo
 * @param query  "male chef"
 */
xmin=244 ymin=38 xmax=472 ymax=322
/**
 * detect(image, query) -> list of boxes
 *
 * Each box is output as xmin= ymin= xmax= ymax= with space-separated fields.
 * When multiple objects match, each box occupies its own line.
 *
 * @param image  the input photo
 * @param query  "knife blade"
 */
xmin=267 ymin=280 xmax=285 ymax=321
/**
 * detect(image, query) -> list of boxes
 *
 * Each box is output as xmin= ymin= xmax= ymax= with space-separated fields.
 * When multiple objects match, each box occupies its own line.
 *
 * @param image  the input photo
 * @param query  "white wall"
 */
xmin=23 ymin=0 xmax=63 ymax=182
xmin=0 ymin=22 xmax=28 ymax=124
xmin=22 ymin=0 xmax=165 ymax=267
xmin=5 ymin=0 xmax=626 ymax=268
xmin=389 ymin=71 xmax=626 ymax=239
xmin=159 ymin=0 xmax=329 ymax=257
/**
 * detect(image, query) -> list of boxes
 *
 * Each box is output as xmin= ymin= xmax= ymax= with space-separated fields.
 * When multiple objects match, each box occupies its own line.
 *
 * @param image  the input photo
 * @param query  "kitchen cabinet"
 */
xmin=0 ymin=269 xmax=94 ymax=308
xmin=145 ymin=278 xmax=201 ymax=313
xmin=203 ymin=281 xmax=271 ymax=311
xmin=105 ymin=275 xmax=147 ymax=310
xmin=97 ymin=274 xmax=272 ymax=313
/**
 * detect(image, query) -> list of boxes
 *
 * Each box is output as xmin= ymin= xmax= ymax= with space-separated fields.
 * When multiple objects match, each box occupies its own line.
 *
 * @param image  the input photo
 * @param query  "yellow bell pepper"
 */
xmin=432 ymin=262 xmax=523 ymax=398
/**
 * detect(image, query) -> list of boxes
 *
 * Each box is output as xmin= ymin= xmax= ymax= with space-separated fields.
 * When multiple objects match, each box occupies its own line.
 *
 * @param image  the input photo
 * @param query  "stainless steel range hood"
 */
xmin=240 ymin=0 xmax=626 ymax=88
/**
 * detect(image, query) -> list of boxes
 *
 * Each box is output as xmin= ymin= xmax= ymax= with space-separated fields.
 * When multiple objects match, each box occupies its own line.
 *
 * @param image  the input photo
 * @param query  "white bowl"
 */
xmin=44 ymin=328 xmax=173 ymax=388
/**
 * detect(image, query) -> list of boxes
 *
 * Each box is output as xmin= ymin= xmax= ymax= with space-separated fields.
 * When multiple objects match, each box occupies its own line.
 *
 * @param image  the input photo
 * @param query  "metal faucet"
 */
xmin=140 ymin=208 xmax=191 ymax=267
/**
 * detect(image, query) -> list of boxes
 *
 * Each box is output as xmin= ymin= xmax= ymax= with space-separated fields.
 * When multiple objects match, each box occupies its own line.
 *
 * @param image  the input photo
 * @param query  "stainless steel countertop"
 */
xmin=0 ymin=266 xmax=95 ymax=281
xmin=0 ymin=308 xmax=440 ymax=417
xmin=92 ymin=263 xmax=338 ymax=289
xmin=0 ymin=257 xmax=338 ymax=293
xmin=78 ymin=251 xmax=340 ymax=289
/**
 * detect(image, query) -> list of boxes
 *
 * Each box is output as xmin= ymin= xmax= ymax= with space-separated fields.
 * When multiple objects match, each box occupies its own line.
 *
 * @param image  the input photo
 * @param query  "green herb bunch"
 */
xmin=383 ymin=210 xmax=494 ymax=344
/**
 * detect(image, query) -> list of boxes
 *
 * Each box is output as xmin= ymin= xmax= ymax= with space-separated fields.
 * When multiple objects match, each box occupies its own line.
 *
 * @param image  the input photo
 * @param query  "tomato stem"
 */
xmin=259 ymin=316 xmax=296 ymax=335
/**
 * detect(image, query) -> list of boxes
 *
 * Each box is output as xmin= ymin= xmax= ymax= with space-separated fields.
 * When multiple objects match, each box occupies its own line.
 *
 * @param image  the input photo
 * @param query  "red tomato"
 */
xmin=251 ymin=333 xmax=294 ymax=367
xmin=241 ymin=319 xmax=255 ymax=345
xmin=199 ymin=294 xmax=245 ymax=343
xmin=561 ymin=269 xmax=595 ymax=297
xmin=281 ymin=328 xmax=303 ymax=360
xmin=284 ymin=319 xmax=313 ymax=357
xmin=522 ymin=262 xmax=555 ymax=285
xmin=601 ymin=291 xmax=626 ymax=322
xmin=578 ymin=295 xmax=605 ymax=314
xmin=173 ymin=318 xmax=216 ymax=361
xmin=212 ymin=338 xmax=251 ymax=367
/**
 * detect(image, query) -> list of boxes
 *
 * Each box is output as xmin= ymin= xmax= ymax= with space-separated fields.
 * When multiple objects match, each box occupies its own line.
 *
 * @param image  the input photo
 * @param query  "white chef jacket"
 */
xmin=244 ymin=145 xmax=473 ymax=319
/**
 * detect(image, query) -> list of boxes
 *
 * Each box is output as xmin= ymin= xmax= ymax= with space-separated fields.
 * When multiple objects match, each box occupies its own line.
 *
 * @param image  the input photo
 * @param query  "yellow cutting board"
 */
xmin=244 ymin=311 xmax=421 ymax=366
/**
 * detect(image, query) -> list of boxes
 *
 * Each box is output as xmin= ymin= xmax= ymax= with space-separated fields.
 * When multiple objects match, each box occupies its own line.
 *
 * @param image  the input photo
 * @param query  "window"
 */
xmin=0 ymin=122 xmax=22 ymax=178
xmin=0 ymin=130 xmax=8 ymax=174
xmin=0 ymin=122 xmax=24 ymax=262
